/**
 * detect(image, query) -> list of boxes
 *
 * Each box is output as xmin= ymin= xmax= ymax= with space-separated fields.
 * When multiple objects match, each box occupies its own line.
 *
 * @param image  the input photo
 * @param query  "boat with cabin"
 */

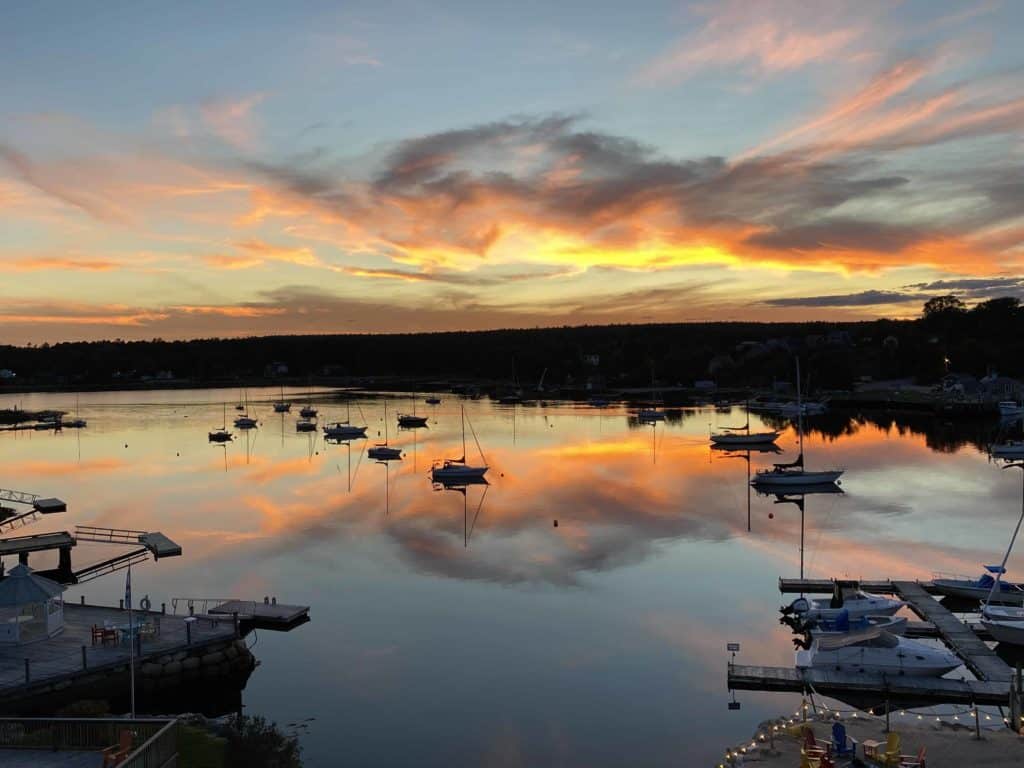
xmin=324 ymin=402 xmax=368 ymax=440
xmin=209 ymin=404 xmax=233 ymax=443
xmin=368 ymin=402 xmax=402 ymax=460
xmin=795 ymin=628 xmax=960 ymax=677
xmin=932 ymin=566 xmax=1024 ymax=604
xmin=781 ymin=580 xmax=905 ymax=623
xmin=710 ymin=405 xmax=779 ymax=446
xmin=432 ymin=405 xmax=488 ymax=482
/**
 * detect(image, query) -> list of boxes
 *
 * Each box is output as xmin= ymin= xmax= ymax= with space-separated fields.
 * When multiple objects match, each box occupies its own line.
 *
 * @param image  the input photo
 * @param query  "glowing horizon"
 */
xmin=2 ymin=1 xmax=1022 ymax=344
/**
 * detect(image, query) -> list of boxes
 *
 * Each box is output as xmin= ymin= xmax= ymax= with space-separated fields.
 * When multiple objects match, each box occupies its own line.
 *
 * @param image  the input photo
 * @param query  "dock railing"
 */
xmin=0 ymin=717 xmax=175 ymax=758
xmin=171 ymin=597 xmax=254 ymax=617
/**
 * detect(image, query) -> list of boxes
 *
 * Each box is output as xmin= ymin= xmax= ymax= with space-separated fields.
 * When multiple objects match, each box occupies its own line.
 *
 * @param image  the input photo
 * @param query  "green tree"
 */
xmin=922 ymin=295 xmax=966 ymax=317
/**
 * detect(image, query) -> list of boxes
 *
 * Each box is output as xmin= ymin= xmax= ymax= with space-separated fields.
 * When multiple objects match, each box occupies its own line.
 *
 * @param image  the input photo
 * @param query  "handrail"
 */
xmin=121 ymin=718 xmax=179 ymax=768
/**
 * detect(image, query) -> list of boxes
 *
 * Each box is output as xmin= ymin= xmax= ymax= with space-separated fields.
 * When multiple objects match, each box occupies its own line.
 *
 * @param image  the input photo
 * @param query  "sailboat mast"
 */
xmin=985 ymin=464 xmax=1024 ymax=608
xmin=461 ymin=404 xmax=467 ymax=460
xmin=796 ymin=357 xmax=804 ymax=460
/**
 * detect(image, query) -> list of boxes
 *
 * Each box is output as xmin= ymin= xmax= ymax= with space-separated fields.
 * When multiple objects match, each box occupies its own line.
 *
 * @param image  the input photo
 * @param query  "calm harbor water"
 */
xmin=1 ymin=387 xmax=1020 ymax=766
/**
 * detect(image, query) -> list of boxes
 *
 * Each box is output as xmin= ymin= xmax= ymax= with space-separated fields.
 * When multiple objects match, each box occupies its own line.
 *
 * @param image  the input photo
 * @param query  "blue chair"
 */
xmin=832 ymin=722 xmax=854 ymax=756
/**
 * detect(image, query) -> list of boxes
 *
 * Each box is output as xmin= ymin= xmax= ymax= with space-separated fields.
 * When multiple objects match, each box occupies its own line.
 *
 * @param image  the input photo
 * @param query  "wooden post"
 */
xmin=233 ymin=612 xmax=239 ymax=638
xmin=24 ymin=658 xmax=29 ymax=683
xmin=81 ymin=645 xmax=87 ymax=670
xmin=186 ymin=620 xmax=192 ymax=645
xmin=1017 ymin=662 xmax=1023 ymax=733
xmin=80 ymin=595 xmax=85 ymax=605
xmin=119 ymin=599 xmax=124 ymax=610
xmin=161 ymin=602 xmax=166 ymax=615
xmin=974 ymin=702 xmax=981 ymax=740
xmin=885 ymin=699 xmax=890 ymax=734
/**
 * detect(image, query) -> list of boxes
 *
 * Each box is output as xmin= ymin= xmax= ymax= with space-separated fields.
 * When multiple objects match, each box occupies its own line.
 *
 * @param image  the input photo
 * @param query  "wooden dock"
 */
xmin=779 ymin=578 xmax=942 ymax=596
xmin=891 ymin=581 xmax=1012 ymax=683
xmin=730 ymin=576 xmax=1018 ymax=708
xmin=210 ymin=600 xmax=310 ymax=629
xmin=728 ymin=664 xmax=1010 ymax=705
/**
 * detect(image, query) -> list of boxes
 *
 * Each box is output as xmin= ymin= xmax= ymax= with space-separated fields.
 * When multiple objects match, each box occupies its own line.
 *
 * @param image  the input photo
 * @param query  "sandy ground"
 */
xmin=720 ymin=713 xmax=1024 ymax=767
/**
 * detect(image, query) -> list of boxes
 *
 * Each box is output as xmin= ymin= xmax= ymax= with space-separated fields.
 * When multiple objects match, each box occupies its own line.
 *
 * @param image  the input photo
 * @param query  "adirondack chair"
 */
xmin=831 ymin=722 xmax=855 ymax=756
xmin=864 ymin=732 xmax=901 ymax=765
xmin=102 ymin=729 xmax=133 ymax=766
xmin=899 ymin=746 xmax=926 ymax=767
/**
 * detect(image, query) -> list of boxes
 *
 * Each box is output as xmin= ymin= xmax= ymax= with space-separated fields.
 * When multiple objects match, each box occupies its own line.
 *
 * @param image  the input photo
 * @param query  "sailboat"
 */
xmin=235 ymin=389 xmax=245 ymax=411
xmin=979 ymin=463 xmax=1024 ymax=644
xmin=397 ymin=398 xmax=428 ymax=428
xmin=637 ymin=364 xmax=665 ymax=422
xmin=324 ymin=401 xmax=368 ymax=440
xmin=233 ymin=391 xmax=258 ymax=428
xmin=752 ymin=358 xmax=843 ymax=487
xmin=710 ymin=403 xmax=778 ymax=446
xmin=64 ymin=394 xmax=87 ymax=429
xmin=273 ymin=386 xmax=291 ymax=413
xmin=299 ymin=380 xmax=318 ymax=418
xmin=368 ymin=401 xmax=402 ymax=460
xmin=432 ymin=405 xmax=488 ymax=481
xmin=209 ymin=404 xmax=233 ymax=442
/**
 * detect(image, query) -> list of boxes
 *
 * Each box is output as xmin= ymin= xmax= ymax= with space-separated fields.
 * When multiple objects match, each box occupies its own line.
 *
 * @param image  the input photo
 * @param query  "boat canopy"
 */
xmin=985 ymin=565 xmax=1007 ymax=574
xmin=817 ymin=626 xmax=881 ymax=651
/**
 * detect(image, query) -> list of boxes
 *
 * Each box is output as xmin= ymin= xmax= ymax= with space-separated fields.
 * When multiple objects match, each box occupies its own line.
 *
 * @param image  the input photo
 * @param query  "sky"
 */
xmin=2 ymin=0 xmax=1023 ymax=344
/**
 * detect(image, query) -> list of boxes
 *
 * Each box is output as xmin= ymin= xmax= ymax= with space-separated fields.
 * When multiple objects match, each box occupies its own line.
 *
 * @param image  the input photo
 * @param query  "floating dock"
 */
xmin=729 ymin=577 xmax=1019 ymax=708
xmin=170 ymin=597 xmax=310 ymax=631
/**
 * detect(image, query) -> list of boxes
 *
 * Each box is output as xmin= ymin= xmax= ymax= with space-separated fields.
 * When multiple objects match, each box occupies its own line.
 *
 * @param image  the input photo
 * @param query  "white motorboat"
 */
xmin=992 ymin=441 xmax=1024 ymax=459
xmin=782 ymin=580 xmax=905 ymax=623
xmin=807 ymin=612 xmax=908 ymax=638
xmin=795 ymin=628 xmax=960 ymax=677
xmin=368 ymin=401 xmax=402 ymax=461
xmin=753 ymin=358 xmax=843 ymax=488
xmin=432 ymin=405 xmax=488 ymax=482
xmin=981 ymin=617 xmax=1024 ymax=645
xmin=932 ymin=566 xmax=1024 ymax=604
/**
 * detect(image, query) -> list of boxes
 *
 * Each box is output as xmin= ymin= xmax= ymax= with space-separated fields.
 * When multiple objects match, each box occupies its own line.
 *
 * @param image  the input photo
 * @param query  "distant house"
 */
xmin=980 ymin=373 xmax=1023 ymax=400
xmin=264 ymin=362 xmax=289 ymax=377
xmin=942 ymin=373 xmax=980 ymax=397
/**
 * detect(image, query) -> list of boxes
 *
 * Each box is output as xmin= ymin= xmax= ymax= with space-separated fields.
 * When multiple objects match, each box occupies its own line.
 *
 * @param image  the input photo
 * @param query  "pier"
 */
xmin=171 ymin=597 xmax=311 ymax=630
xmin=729 ymin=577 xmax=1019 ymax=708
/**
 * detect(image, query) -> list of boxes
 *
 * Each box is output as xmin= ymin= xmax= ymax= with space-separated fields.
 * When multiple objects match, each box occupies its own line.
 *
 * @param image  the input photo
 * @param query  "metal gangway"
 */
xmin=72 ymin=525 xmax=182 ymax=584
xmin=0 ymin=489 xmax=66 ymax=535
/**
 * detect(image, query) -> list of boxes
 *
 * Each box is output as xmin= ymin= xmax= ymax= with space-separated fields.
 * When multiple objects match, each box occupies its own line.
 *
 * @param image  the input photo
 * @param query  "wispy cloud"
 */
xmin=636 ymin=0 xmax=872 ymax=85
xmin=199 ymin=93 xmax=266 ymax=150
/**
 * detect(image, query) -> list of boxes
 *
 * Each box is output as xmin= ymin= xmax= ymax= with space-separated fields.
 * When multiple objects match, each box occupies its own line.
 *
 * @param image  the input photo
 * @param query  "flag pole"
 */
xmin=127 ymin=564 xmax=135 ymax=717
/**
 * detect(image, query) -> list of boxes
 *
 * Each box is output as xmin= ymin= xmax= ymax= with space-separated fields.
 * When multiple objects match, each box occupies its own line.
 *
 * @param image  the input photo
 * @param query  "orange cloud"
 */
xmin=199 ymin=93 xmax=266 ymax=150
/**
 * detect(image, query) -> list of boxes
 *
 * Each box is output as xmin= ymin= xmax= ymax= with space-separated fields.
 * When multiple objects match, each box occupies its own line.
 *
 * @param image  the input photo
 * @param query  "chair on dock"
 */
xmin=139 ymin=621 xmax=157 ymax=642
xmin=898 ymin=746 xmax=925 ymax=767
xmin=91 ymin=624 xmax=118 ymax=646
xmin=102 ymin=728 xmax=133 ymax=766
xmin=863 ymin=732 xmax=900 ymax=765
xmin=831 ymin=722 xmax=855 ymax=757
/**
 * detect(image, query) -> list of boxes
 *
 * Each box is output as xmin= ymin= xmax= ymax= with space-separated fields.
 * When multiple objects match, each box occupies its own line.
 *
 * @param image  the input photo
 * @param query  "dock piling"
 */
xmin=81 ymin=645 xmax=87 ymax=670
xmin=80 ymin=595 xmax=85 ymax=605
xmin=24 ymin=658 xmax=29 ymax=683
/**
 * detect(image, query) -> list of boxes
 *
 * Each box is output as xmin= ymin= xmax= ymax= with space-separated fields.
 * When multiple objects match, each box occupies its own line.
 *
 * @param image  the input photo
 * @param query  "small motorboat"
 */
xmin=208 ymin=428 xmax=233 ymax=442
xmin=932 ymin=566 xmax=1024 ymax=604
xmin=425 ymin=397 xmax=442 ymax=405
xmin=795 ymin=628 xmax=960 ymax=677
xmin=782 ymin=580 xmax=905 ymax=623
xmin=397 ymin=413 xmax=428 ymax=428
xmin=799 ymin=610 xmax=908 ymax=638
xmin=296 ymin=418 xmax=317 ymax=432
xmin=981 ymin=616 xmax=1024 ymax=645
xmin=233 ymin=414 xmax=258 ymax=429
xmin=300 ymin=405 xmax=318 ymax=419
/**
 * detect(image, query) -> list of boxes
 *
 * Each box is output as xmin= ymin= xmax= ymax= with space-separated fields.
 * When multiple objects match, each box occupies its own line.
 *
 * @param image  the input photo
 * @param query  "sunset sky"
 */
xmin=2 ymin=0 xmax=1023 ymax=343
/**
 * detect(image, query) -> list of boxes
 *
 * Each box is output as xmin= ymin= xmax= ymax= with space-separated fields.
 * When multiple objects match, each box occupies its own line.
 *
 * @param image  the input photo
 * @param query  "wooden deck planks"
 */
xmin=891 ymin=581 xmax=1012 ymax=683
xmin=728 ymin=664 xmax=1009 ymax=705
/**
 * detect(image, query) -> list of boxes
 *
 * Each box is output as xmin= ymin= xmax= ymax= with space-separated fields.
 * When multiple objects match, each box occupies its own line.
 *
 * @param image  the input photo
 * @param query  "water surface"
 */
xmin=1 ymin=388 xmax=1018 ymax=766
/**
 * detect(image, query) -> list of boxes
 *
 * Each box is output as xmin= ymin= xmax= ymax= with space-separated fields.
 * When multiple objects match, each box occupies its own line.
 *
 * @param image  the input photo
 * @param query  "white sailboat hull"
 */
xmin=753 ymin=469 xmax=843 ymax=486
xmin=711 ymin=431 xmax=779 ymax=445
xmin=432 ymin=465 xmax=488 ymax=480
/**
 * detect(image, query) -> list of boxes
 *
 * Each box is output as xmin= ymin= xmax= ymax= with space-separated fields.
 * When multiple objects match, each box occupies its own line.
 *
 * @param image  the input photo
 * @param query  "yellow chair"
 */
xmin=863 ymin=732 xmax=900 ymax=764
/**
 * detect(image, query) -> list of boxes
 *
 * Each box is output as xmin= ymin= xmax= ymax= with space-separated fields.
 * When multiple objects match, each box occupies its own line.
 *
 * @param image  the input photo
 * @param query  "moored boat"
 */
xmin=795 ymin=628 xmax=960 ymax=677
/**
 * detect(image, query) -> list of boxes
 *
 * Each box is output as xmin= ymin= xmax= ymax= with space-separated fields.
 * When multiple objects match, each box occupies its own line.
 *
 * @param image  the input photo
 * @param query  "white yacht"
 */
xmin=782 ymin=581 xmax=905 ymax=623
xmin=796 ymin=628 xmax=960 ymax=677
